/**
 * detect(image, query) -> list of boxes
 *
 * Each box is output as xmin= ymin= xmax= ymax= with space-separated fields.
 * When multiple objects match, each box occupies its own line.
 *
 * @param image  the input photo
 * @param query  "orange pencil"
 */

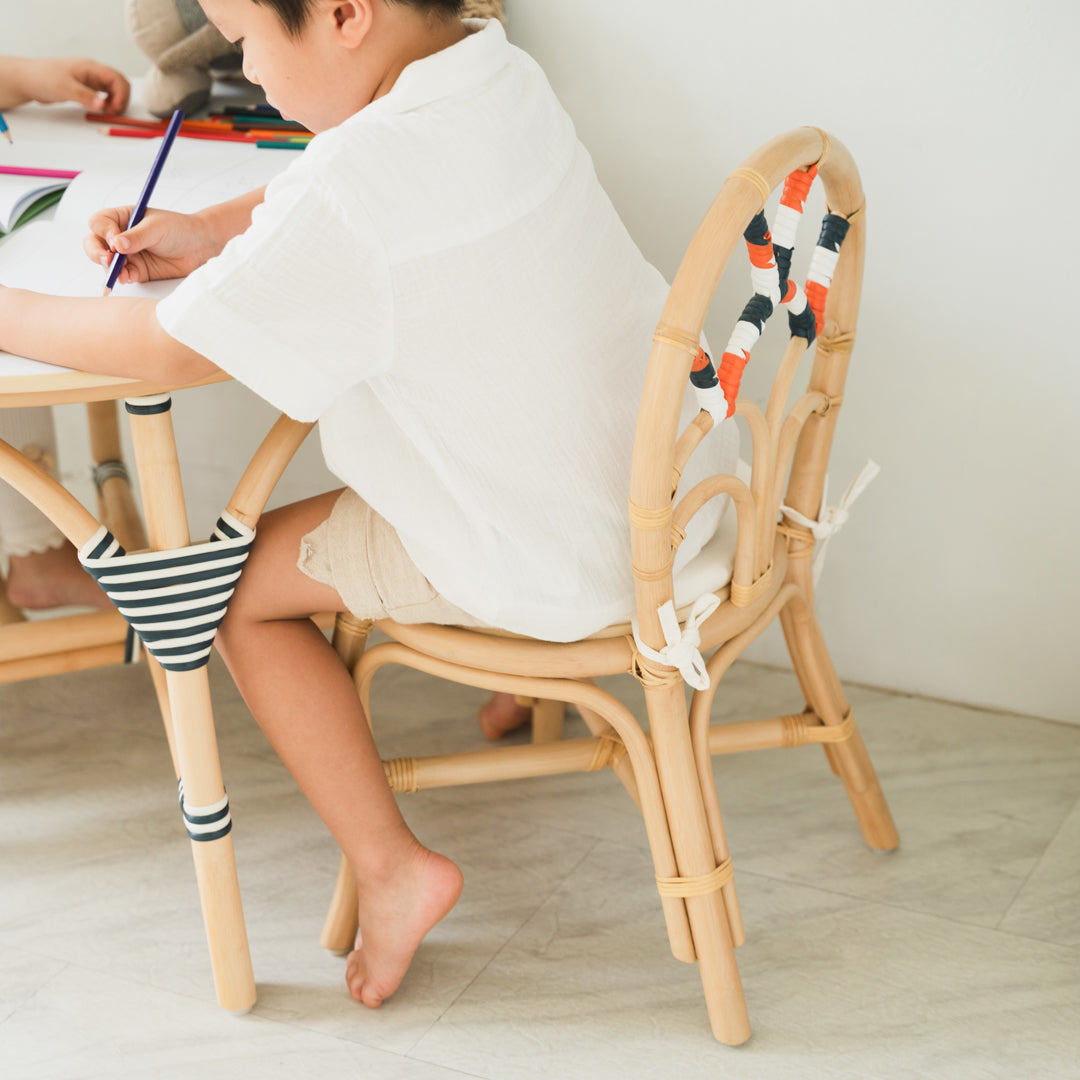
xmin=104 ymin=127 xmax=310 ymax=146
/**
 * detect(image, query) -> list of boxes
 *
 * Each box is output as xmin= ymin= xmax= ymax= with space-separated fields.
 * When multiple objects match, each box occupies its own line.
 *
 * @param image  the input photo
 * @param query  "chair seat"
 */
xmin=377 ymin=463 xmax=755 ymax=678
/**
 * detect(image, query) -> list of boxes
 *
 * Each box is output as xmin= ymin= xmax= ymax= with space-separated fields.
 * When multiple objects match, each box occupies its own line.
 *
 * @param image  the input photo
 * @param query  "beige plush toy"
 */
xmin=126 ymin=0 xmax=247 ymax=118
xmin=127 ymin=0 xmax=505 ymax=120
xmin=462 ymin=0 xmax=505 ymax=20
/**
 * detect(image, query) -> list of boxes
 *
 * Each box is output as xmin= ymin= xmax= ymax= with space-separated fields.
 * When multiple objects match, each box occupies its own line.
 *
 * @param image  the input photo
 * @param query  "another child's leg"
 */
xmin=0 ymin=406 xmax=109 ymax=611
xmin=215 ymin=490 xmax=462 ymax=1007
xmin=5 ymin=543 xmax=112 ymax=610
xmin=477 ymin=693 xmax=532 ymax=739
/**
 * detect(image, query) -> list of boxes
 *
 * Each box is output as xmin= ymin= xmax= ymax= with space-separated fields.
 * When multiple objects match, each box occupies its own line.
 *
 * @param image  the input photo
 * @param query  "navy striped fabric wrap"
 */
xmin=78 ymin=512 xmax=255 ymax=672
xmin=178 ymin=780 xmax=232 ymax=842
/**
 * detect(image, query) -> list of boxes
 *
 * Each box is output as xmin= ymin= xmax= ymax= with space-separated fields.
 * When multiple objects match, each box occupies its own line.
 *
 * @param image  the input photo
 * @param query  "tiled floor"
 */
xmin=1 ymin=652 xmax=1078 ymax=1079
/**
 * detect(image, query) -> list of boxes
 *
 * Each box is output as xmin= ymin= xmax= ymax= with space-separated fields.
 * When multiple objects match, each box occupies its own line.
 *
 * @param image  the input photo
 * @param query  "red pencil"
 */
xmin=106 ymin=126 xmax=261 ymax=144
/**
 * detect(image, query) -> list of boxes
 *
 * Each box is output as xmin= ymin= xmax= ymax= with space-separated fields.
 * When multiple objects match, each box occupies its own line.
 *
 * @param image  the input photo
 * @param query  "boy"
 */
xmin=0 ymin=0 xmax=737 ymax=1006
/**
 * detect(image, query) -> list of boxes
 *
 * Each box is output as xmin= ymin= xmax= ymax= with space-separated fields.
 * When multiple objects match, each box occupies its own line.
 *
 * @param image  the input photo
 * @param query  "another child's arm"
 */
xmin=0 ymin=56 xmax=130 ymax=113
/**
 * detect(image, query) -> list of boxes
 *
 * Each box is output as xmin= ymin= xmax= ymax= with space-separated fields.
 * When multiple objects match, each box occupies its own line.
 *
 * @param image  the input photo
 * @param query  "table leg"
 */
xmin=87 ymin=400 xmax=148 ymax=552
xmin=125 ymin=394 xmax=256 ymax=1014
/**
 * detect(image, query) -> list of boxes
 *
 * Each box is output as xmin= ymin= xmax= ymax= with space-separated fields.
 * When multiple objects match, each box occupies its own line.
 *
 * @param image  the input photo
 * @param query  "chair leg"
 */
xmin=645 ymin=680 xmax=751 ymax=1046
xmin=688 ymin=687 xmax=744 ymax=948
xmin=318 ymin=614 xmax=372 ymax=954
xmin=321 ymin=854 xmax=360 ymax=956
xmin=530 ymin=698 xmax=565 ymax=743
xmin=780 ymin=591 xmax=899 ymax=852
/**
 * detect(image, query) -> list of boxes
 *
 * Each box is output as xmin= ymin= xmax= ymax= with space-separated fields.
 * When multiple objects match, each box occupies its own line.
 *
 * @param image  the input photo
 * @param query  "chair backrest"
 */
xmin=629 ymin=127 xmax=866 ymax=647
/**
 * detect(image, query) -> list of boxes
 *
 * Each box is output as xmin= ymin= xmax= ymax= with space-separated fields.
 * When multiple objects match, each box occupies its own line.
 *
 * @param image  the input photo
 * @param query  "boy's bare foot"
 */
xmin=345 ymin=839 xmax=463 ymax=1008
xmin=477 ymin=692 xmax=531 ymax=740
xmin=5 ymin=544 xmax=111 ymax=612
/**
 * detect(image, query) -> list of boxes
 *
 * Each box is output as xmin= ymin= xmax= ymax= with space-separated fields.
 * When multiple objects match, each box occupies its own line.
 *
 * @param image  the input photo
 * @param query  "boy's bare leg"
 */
xmin=5 ymin=542 xmax=111 ymax=610
xmin=215 ymin=490 xmax=462 ymax=1008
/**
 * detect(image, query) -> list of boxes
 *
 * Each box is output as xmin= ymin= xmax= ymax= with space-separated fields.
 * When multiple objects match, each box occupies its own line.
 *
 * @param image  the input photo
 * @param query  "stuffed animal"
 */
xmin=462 ymin=0 xmax=505 ymax=20
xmin=126 ymin=0 xmax=244 ymax=118
xmin=127 ymin=0 xmax=505 ymax=120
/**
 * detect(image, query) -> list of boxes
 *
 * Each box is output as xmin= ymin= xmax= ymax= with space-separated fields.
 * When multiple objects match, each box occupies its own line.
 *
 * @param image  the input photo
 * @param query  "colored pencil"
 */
xmin=104 ymin=126 xmax=310 ymax=148
xmin=104 ymin=109 xmax=184 ymax=294
xmin=104 ymin=123 xmax=309 ymax=143
xmin=226 ymin=118 xmax=308 ymax=132
xmin=255 ymin=140 xmax=308 ymax=150
xmin=214 ymin=104 xmax=282 ymax=117
xmin=87 ymin=112 xmax=309 ymax=137
xmin=0 ymin=164 xmax=81 ymax=179
xmin=0 ymin=110 xmax=11 ymax=144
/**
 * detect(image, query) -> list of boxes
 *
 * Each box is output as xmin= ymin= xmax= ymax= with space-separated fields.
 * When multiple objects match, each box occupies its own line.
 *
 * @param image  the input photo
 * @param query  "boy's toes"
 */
xmin=345 ymin=948 xmax=366 ymax=1002
xmin=345 ymin=948 xmax=389 ymax=1008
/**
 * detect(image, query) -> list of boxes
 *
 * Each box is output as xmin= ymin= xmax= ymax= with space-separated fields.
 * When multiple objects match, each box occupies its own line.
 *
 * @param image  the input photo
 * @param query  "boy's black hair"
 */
xmin=253 ymin=0 xmax=465 ymax=38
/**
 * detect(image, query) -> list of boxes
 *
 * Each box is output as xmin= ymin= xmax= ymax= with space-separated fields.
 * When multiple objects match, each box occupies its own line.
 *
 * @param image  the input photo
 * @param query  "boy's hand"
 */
xmin=84 ymin=188 xmax=267 ymax=285
xmin=84 ymin=206 xmax=224 ymax=286
xmin=11 ymin=57 xmax=131 ymax=114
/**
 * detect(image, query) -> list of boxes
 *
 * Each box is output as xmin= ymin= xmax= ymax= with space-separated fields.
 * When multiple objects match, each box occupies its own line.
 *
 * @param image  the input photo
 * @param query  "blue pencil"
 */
xmin=0 ymin=110 xmax=12 ymax=144
xmin=103 ymin=109 xmax=184 ymax=294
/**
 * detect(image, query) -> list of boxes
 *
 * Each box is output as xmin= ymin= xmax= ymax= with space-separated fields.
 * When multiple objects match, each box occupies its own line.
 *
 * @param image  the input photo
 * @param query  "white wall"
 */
xmin=6 ymin=4 xmax=145 ymax=73
xmin=8 ymin=1 xmax=1078 ymax=723
xmin=505 ymin=0 xmax=1079 ymax=724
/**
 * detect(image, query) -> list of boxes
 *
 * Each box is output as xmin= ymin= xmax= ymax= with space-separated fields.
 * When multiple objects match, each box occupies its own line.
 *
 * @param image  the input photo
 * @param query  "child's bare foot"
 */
xmin=345 ymin=839 xmax=463 ymax=1008
xmin=5 ymin=544 xmax=111 ymax=611
xmin=477 ymin=692 xmax=531 ymax=740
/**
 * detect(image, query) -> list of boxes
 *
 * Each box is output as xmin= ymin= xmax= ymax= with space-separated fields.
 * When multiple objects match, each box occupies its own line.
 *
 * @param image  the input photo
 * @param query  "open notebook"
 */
xmin=0 ymin=136 xmax=296 ymax=377
xmin=0 ymin=173 xmax=71 ymax=235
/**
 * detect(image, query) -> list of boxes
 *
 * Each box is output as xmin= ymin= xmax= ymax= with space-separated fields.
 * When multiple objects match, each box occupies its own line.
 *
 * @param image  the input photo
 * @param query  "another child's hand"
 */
xmin=10 ymin=57 xmax=131 ymax=114
xmin=84 ymin=206 xmax=224 ymax=285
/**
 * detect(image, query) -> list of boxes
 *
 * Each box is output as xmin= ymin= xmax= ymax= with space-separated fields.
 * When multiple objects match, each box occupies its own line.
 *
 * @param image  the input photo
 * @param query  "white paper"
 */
xmin=0 ymin=132 xmax=297 ymax=378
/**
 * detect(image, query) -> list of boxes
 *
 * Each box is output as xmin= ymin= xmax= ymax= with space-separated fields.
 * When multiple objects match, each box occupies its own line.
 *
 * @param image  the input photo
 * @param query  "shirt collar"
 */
xmin=373 ymin=19 xmax=510 ymax=116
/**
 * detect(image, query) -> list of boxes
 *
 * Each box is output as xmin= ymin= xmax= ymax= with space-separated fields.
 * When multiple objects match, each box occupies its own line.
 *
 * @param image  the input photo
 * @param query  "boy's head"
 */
xmin=251 ymin=0 xmax=463 ymax=37
xmin=198 ymin=0 xmax=470 ymax=130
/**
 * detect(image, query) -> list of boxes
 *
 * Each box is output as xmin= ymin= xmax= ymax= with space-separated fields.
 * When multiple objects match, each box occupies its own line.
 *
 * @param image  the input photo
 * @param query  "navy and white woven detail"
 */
xmin=77 ymin=511 xmax=255 ymax=672
xmin=178 ymin=779 xmax=232 ymax=842
xmin=125 ymin=393 xmax=173 ymax=416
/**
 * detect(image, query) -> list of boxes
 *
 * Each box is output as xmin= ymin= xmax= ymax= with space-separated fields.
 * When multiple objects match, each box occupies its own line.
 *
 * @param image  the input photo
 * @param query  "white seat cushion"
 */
xmin=671 ymin=458 xmax=751 ymax=610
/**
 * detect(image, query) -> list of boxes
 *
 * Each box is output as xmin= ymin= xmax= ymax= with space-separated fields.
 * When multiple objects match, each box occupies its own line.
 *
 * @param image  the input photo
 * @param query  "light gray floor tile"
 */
xmin=0 ymin=660 xmax=601 ymax=1055
xmin=0 ymin=962 xmax=482 ymax=1080
xmin=3 ymin=655 xmax=1080 ymax=1079
xmin=709 ymin=690 xmax=1080 ymax=929
xmin=412 ymin=846 xmax=1080 ymax=1080
xmin=248 ymin=807 xmax=599 ymax=1055
xmin=0 ymin=943 xmax=65 ymax=1026
xmin=998 ymin=795 xmax=1080 ymax=947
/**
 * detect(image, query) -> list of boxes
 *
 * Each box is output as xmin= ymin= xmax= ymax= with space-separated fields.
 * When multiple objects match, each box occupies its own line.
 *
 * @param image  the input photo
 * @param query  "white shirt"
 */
xmin=158 ymin=20 xmax=738 ymax=640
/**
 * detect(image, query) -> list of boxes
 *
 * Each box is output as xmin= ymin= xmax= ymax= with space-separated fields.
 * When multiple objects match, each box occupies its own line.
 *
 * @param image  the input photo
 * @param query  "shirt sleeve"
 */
xmin=156 ymin=170 xmax=393 ymax=422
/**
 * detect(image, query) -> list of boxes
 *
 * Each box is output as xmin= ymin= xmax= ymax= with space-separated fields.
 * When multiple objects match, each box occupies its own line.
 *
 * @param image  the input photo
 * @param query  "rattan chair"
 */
xmin=317 ymin=127 xmax=899 ymax=1045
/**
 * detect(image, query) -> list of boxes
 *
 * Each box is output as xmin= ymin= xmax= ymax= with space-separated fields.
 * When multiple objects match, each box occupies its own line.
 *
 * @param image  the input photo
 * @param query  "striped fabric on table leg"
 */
xmin=77 ymin=511 xmax=255 ymax=673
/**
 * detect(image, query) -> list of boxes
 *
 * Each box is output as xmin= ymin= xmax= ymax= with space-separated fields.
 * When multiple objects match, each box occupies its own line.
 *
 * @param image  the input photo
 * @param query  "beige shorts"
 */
xmin=297 ymin=489 xmax=487 ymax=627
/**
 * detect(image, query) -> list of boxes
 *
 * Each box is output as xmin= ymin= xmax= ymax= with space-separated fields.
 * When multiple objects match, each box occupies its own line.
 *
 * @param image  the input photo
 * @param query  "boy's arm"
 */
xmin=0 ymin=289 xmax=216 ymax=385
